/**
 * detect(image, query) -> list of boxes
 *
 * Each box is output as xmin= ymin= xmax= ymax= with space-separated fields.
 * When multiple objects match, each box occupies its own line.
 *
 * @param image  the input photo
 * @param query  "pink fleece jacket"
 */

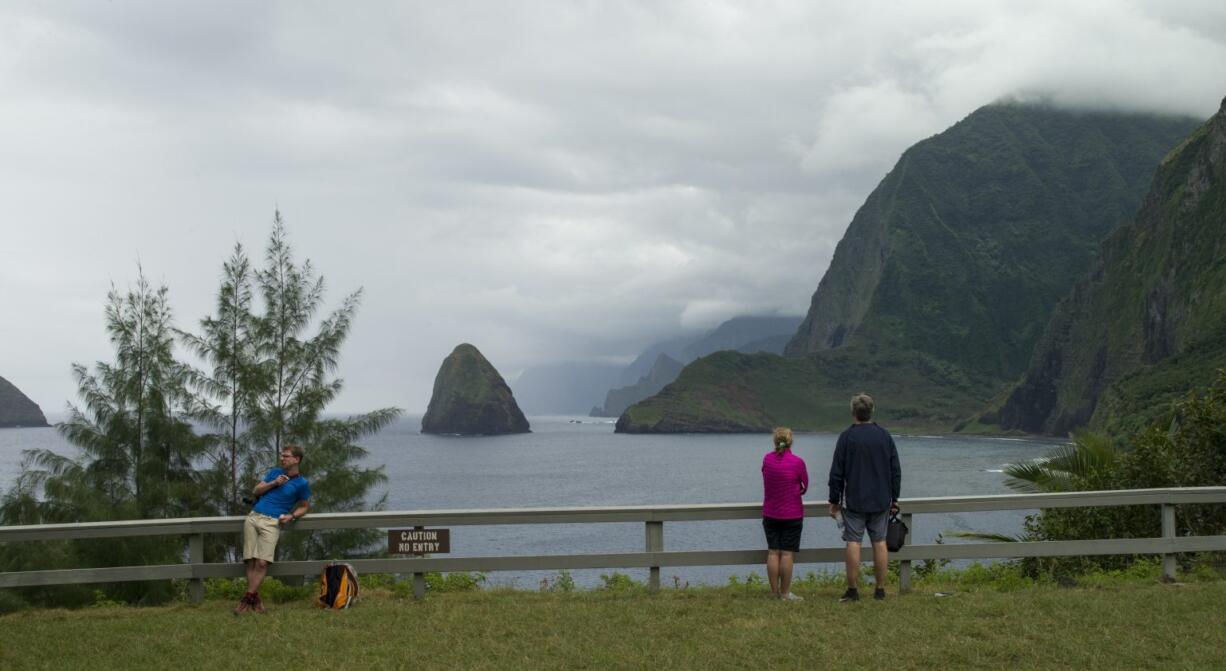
xmin=761 ymin=449 xmax=809 ymax=519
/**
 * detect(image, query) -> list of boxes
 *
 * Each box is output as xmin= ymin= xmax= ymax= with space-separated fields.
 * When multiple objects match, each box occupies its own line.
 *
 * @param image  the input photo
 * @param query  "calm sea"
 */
xmin=0 ymin=415 xmax=1064 ymax=587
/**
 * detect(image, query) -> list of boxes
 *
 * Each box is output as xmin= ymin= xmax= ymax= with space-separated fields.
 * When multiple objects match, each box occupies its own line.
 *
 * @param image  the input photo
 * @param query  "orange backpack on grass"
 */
xmin=316 ymin=562 xmax=359 ymax=609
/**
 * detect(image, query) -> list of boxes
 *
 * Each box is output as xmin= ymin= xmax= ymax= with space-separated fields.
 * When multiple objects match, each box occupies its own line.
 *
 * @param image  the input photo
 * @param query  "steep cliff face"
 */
xmin=593 ymin=353 xmax=685 ymax=418
xmin=421 ymin=344 xmax=530 ymax=435
xmin=783 ymin=185 xmax=892 ymax=355
xmin=787 ymin=104 xmax=1200 ymax=381
xmin=0 ymin=375 xmax=49 ymax=428
xmin=621 ymin=103 xmax=1200 ymax=433
xmin=989 ymin=97 xmax=1226 ymax=435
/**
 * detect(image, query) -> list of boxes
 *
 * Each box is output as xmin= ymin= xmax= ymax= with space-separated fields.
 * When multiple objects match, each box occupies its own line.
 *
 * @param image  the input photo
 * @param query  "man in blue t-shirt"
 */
xmin=234 ymin=444 xmax=312 ymax=615
xmin=827 ymin=393 xmax=901 ymax=603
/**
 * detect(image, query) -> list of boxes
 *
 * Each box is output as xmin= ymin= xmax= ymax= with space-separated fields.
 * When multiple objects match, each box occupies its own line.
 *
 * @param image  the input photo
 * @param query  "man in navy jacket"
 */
xmin=828 ymin=393 xmax=901 ymax=602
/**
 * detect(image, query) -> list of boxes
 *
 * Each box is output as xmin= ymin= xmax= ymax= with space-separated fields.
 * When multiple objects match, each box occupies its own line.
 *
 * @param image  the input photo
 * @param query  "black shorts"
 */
xmin=762 ymin=516 xmax=803 ymax=552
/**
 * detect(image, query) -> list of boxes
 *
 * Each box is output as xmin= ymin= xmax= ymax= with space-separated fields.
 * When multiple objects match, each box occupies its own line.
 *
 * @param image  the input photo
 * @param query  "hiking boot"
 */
xmin=232 ymin=595 xmax=251 ymax=615
xmin=874 ymin=588 xmax=886 ymax=601
xmin=839 ymin=588 xmax=859 ymax=603
xmin=251 ymin=595 xmax=267 ymax=615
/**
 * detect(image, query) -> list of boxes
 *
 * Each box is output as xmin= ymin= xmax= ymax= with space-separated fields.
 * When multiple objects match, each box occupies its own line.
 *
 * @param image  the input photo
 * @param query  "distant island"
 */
xmin=513 ymin=314 xmax=801 ymax=416
xmin=421 ymin=344 xmax=530 ymax=435
xmin=0 ymin=375 xmax=50 ymax=428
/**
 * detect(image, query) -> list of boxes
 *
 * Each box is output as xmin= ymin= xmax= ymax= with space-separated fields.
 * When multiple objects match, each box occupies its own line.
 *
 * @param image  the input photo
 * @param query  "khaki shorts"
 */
xmin=243 ymin=512 xmax=281 ymax=562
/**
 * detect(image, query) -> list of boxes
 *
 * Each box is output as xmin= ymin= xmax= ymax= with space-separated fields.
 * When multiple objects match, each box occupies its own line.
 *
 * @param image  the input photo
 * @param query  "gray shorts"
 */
xmin=842 ymin=509 xmax=889 ymax=543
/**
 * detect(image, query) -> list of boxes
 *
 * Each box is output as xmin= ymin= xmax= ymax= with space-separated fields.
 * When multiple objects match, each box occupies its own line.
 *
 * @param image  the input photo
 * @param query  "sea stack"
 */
xmin=421 ymin=344 xmax=530 ymax=435
xmin=0 ymin=375 xmax=50 ymax=428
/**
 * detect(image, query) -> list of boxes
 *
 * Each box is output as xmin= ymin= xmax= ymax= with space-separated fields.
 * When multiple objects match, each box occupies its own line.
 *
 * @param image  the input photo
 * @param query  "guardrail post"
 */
xmin=188 ymin=533 xmax=204 ymax=604
xmin=646 ymin=520 xmax=663 ymax=591
xmin=1161 ymin=504 xmax=1177 ymax=582
xmin=899 ymin=513 xmax=913 ymax=594
xmin=412 ymin=525 xmax=427 ymax=599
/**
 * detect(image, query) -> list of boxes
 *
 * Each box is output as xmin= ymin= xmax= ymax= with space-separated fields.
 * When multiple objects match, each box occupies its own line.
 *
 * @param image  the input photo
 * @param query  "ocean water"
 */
xmin=0 ymin=415 xmax=1064 ymax=587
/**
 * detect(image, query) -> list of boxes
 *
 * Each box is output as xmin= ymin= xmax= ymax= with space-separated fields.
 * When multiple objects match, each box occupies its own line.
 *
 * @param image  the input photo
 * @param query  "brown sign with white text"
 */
xmin=388 ymin=529 xmax=451 ymax=555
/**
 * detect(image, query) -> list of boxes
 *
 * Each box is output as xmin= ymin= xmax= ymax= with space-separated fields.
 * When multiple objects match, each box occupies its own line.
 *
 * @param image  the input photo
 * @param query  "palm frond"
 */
xmin=944 ymin=530 xmax=1023 ymax=543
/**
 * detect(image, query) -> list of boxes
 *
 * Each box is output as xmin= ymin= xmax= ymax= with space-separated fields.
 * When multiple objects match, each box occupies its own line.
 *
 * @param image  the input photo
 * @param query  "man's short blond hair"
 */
xmin=283 ymin=444 xmax=305 ymax=462
xmin=850 ymin=393 xmax=874 ymax=422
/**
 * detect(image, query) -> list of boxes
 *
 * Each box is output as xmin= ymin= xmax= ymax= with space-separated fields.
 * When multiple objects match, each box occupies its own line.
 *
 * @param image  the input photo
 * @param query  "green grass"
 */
xmin=4 ymin=575 xmax=1226 ymax=670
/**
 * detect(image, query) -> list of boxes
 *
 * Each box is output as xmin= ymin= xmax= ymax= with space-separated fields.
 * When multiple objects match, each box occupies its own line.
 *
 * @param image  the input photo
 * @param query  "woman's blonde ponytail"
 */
xmin=772 ymin=427 xmax=793 ymax=453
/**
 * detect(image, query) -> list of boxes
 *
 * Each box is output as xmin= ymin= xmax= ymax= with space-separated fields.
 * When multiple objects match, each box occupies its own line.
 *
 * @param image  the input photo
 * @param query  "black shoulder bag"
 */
xmin=886 ymin=511 xmax=908 ymax=552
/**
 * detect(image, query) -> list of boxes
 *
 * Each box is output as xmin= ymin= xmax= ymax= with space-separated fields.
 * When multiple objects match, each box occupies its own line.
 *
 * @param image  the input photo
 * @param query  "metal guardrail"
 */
xmin=2 ymin=487 xmax=1224 ymax=601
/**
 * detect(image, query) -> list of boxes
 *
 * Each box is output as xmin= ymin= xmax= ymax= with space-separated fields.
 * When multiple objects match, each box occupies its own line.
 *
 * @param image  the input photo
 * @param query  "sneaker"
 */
xmin=839 ymin=588 xmax=860 ymax=603
xmin=251 ymin=595 xmax=267 ymax=615
xmin=232 ymin=595 xmax=251 ymax=615
xmin=781 ymin=592 xmax=804 ymax=601
xmin=874 ymin=588 xmax=886 ymax=601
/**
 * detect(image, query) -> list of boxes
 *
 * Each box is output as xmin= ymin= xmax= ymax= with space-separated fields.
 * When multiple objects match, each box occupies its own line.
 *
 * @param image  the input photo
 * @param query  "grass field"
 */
xmin=3 ymin=576 xmax=1225 ymax=670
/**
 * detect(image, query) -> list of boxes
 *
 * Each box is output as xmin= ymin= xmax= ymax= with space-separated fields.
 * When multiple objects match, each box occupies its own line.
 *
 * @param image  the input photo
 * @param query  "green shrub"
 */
xmin=1188 ymin=556 xmax=1226 ymax=582
xmin=261 ymin=578 xmax=313 ymax=603
xmin=548 ymin=571 xmax=575 ymax=593
xmin=426 ymin=572 xmax=486 ymax=593
xmin=1002 ymin=373 xmax=1226 ymax=579
xmin=203 ymin=577 xmax=311 ymax=603
xmin=359 ymin=573 xmax=397 ymax=591
xmin=383 ymin=572 xmax=486 ymax=598
xmin=90 ymin=589 xmax=125 ymax=608
xmin=204 ymin=578 xmax=245 ymax=601
xmin=991 ymin=571 xmax=1036 ymax=592
xmin=598 ymin=572 xmax=643 ymax=592
xmin=952 ymin=562 xmax=996 ymax=586
xmin=725 ymin=573 xmax=766 ymax=591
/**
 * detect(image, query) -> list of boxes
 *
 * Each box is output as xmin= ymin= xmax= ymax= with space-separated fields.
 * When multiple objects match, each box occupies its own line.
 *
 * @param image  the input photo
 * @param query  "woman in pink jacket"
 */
xmin=762 ymin=427 xmax=809 ymax=600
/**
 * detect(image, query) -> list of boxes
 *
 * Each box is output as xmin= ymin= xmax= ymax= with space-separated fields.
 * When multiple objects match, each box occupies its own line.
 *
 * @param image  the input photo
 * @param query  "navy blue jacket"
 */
xmin=827 ymin=422 xmax=901 ymax=513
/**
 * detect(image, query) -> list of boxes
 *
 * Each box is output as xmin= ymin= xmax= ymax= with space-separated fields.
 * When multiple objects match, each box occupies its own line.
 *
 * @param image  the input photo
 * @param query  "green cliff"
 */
xmin=619 ymin=103 xmax=1199 ymax=433
xmin=0 ymin=375 xmax=49 ymax=428
xmin=421 ymin=344 xmax=530 ymax=435
xmin=614 ymin=348 xmax=987 ymax=433
xmin=985 ymin=96 xmax=1226 ymax=436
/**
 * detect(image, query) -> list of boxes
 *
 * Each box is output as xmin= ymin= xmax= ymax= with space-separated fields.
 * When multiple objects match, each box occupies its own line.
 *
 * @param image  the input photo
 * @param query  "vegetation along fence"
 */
xmin=2 ymin=487 xmax=1224 ymax=602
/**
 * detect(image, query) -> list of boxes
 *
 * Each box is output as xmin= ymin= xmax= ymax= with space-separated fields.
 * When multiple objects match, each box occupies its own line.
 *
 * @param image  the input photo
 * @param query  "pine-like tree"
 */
xmin=179 ymin=244 xmax=260 ymax=514
xmin=185 ymin=211 xmax=401 ymax=560
xmin=0 ymin=268 xmax=208 ymax=604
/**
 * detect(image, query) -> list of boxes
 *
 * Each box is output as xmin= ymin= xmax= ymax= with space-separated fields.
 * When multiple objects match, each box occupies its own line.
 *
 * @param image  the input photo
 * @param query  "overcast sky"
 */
xmin=3 ymin=1 xmax=1225 ymax=416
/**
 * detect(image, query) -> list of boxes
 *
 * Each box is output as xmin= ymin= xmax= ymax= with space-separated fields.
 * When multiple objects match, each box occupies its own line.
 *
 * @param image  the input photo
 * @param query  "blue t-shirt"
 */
xmin=252 ymin=468 xmax=311 ymax=517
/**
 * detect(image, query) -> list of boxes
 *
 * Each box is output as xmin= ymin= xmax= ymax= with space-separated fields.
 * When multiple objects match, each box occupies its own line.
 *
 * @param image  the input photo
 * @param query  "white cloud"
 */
xmin=1 ymin=0 xmax=1224 ymax=413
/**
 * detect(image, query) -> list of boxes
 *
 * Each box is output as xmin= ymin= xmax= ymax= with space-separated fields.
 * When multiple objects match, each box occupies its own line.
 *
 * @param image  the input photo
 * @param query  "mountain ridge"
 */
xmin=982 ymin=96 xmax=1226 ymax=435
xmin=619 ymin=102 xmax=1201 ymax=433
